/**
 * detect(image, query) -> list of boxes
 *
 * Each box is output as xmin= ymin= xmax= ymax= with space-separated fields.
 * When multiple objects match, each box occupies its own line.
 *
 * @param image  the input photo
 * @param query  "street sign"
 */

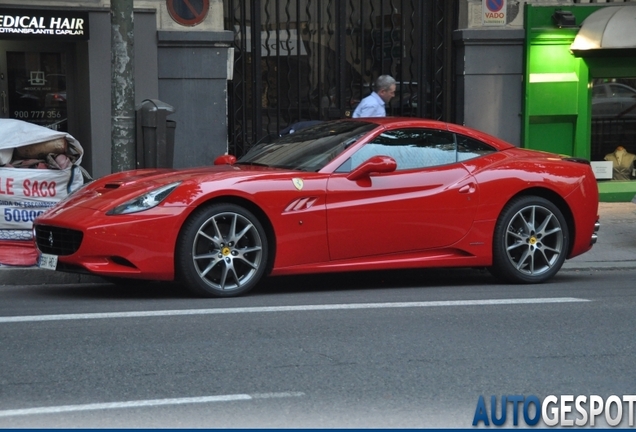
xmin=166 ymin=0 xmax=209 ymax=26
xmin=483 ymin=0 xmax=506 ymax=26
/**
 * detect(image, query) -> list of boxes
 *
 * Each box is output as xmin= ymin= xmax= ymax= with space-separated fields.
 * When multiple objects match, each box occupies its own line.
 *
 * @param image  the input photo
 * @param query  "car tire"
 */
xmin=490 ymin=196 xmax=569 ymax=284
xmin=176 ymin=203 xmax=269 ymax=298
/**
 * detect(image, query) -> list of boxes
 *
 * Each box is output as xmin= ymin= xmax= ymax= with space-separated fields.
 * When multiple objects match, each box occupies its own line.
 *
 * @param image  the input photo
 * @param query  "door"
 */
xmin=0 ymin=41 xmax=73 ymax=131
xmin=326 ymin=128 xmax=479 ymax=261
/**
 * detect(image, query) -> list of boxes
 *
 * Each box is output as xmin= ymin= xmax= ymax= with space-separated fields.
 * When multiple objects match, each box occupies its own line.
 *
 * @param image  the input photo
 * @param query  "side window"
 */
xmin=456 ymin=134 xmax=497 ymax=162
xmin=347 ymin=128 xmax=456 ymax=171
xmin=612 ymin=85 xmax=636 ymax=98
xmin=592 ymin=86 xmax=606 ymax=98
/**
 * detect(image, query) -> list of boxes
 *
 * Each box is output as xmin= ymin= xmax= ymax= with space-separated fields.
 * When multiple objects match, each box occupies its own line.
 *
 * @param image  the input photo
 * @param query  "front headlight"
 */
xmin=107 ymin=182 xmax=181 ymax=215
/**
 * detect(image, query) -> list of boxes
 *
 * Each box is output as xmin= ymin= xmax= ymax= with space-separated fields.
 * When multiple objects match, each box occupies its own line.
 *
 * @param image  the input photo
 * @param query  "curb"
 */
xmin=561 ymin=261 xmax=636 ymax=271
xmin=1 ymin=261 xmax=634 ymax=286
xmin=0 ymin=267 xmax=105 ymax=285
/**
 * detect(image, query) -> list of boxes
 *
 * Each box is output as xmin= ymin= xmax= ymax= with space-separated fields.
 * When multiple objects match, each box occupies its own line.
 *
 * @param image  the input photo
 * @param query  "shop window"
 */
xmin=6 ymin=51 xmax=67 ymax=131
xmin=591 ymin=78 xmax=636 ymax=181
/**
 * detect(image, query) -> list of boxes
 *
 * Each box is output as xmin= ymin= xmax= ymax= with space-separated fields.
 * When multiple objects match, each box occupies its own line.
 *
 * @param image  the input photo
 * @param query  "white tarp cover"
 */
xmin=0 ymin=118 xmax=83 ymax=164
xmin=0 ymin=119 xmax=84 ymax=232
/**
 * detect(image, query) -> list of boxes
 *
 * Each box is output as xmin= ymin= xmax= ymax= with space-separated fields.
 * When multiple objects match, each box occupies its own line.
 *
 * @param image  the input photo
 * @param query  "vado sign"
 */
xmin=483 ymin=0 xmax=506 ymax=26
xmin=0 ymin=8 xmax=89 ymax=40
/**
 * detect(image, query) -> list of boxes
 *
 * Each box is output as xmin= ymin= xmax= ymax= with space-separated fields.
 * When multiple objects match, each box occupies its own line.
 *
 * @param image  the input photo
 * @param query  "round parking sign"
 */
xmin=486 ymin=0 xmax=504 ymax=12
xmin=167 ymin=0 xmax=209 ymax=26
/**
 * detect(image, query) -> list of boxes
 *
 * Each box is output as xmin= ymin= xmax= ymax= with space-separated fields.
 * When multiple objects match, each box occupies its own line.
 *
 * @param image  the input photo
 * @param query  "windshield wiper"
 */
xmin=235 ymin=161 xmax=271 ymax=167
xmin=343 ymin=134 xmax=363 ymax=149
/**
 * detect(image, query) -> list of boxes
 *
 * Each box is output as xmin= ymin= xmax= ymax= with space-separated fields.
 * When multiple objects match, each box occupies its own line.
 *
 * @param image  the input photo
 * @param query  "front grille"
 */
xmin=35 ymin=225 xmax=83 ymax=256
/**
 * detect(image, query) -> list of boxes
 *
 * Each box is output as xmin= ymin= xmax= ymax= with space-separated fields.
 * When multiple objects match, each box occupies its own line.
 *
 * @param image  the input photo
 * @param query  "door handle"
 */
xmin=1 ymin=91 xmax=6 ymax=114
xmin=459 ymin=183 xmax=476 ymax=194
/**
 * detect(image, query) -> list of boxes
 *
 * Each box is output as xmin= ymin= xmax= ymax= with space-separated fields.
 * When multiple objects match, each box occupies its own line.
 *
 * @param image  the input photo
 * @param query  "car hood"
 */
xmin=52 ymin=164 xmax=293 ymax=213
xmin=97 ymin=164 xmax=281 ymax=186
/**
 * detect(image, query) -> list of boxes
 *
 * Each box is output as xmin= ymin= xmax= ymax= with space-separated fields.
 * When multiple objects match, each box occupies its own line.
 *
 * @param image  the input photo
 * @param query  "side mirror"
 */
xmin=213 ymin=154 xmax=237 ymax=165
xmin=347 ymin=155 xmax=397 ymax=181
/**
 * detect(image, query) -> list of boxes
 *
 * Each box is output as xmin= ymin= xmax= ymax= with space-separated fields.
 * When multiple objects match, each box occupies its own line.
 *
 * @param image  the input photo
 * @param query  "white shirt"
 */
xmin=352 ymin=92 xmax=386 ymax=118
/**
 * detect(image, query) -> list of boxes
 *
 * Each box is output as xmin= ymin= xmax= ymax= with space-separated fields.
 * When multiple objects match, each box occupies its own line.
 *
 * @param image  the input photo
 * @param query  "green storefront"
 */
xmin=523 ymin=4 xmax=636 ymax=202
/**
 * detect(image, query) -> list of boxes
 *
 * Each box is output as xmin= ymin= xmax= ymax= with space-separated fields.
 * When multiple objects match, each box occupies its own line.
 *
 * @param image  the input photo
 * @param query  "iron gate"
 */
xmin=225 ymin=0 xmax=457 ymax=156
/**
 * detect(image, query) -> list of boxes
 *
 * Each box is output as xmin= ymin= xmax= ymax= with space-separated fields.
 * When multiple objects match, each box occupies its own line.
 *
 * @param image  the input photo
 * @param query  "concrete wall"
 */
xmin=454 ymin=29 xmax=525 ymax=146
xmin=157 ymin=31 xmax=234 ymax=168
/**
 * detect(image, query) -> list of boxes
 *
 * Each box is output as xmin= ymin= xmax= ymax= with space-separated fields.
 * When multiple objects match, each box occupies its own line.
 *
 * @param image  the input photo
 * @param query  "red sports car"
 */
xmin=33 ymin=118 xmax=600 ymax=297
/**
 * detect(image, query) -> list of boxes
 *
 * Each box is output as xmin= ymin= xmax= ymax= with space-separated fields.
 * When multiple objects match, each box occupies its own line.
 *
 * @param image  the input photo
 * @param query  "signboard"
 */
xmin=482 ymin=0 xmax=506 ymax=26
xmin=0 ymin=8 xmax=89 ymax=40
xmin=591 ymin=161 xmax=614 ymax=180
xmin=167 ymin=0 xmax=209 ymax=27
xmin=240 ymin=26 xmax=307 ymax=57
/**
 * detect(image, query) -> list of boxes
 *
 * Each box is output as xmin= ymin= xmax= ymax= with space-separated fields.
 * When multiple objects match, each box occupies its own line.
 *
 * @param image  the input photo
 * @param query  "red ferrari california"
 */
xmin=34 ymin=118 xmax=600 ymax=297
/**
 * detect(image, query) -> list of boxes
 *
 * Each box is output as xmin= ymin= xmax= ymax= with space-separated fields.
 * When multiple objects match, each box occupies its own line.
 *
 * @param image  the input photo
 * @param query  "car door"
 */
xmin=325 ymin=128 xmax=479 ymax=261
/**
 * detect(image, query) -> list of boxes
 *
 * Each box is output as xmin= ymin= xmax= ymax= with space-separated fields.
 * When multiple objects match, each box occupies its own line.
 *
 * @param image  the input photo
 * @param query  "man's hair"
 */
xmin=374 ymin=75 xmax=396 ymax=92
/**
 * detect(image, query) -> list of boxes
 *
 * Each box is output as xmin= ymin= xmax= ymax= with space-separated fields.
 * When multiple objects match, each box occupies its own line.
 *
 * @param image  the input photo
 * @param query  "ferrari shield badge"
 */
xmin=292 ymin=178 xmax=304 ymax=191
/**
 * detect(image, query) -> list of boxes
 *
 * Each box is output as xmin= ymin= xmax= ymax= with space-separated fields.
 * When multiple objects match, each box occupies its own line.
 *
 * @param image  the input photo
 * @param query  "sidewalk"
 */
xmin=1 ymin=202 xmax=635 ymax=286
xmin=561 ymin=201 xmax=636 ymax=270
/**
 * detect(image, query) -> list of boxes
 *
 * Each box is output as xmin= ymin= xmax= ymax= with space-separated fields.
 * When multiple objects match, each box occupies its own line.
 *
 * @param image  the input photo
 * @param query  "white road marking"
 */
xmin=0 ymin=298 xmax=590 ymax=324
xmin=0 ymin=392 xmax=305 ymax=418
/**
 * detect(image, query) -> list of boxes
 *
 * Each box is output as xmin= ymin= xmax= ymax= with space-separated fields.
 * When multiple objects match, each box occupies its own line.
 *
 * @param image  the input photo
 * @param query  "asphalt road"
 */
xmin=1 ymin=267 xmax=635 ymax=428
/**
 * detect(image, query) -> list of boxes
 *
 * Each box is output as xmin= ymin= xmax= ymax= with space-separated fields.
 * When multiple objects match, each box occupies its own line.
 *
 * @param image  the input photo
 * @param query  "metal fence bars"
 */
xmin=225 ymin=0 xmax=457 ymax=156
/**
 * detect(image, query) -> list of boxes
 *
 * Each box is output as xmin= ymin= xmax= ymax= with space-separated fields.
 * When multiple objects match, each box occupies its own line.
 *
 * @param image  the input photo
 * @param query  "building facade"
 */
xmin=1 ymin=0 xmax=634 ymax=200
xmin=0 ymin=0 xmax=233 ymax=178
xmin=456 ymin=0 xmax=636 ymax=201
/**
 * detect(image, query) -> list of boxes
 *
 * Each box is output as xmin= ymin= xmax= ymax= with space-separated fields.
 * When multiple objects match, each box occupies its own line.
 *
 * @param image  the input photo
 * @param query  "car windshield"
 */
xmin=237 ymin=120 xmax=377 ymax=172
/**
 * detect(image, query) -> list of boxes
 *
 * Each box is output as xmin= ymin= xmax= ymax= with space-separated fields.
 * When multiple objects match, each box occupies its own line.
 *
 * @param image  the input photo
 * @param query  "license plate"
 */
xmin=39 ymin=253 xmax=58 ymax=270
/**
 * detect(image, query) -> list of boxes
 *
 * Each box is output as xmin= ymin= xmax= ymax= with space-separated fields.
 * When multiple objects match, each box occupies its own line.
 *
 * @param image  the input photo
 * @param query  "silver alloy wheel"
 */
xmin=504 ymin=204 xmax=564 ymax=276
xmin=191 ymin=211 xmax=264 ymax=292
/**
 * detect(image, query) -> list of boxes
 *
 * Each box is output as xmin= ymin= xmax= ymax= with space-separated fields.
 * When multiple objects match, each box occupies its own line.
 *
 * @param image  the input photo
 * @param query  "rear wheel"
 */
xmin=176 ymin=203 xmax=268 ymax=297
xmin=490 ymin=196 xmax=568 ymax=284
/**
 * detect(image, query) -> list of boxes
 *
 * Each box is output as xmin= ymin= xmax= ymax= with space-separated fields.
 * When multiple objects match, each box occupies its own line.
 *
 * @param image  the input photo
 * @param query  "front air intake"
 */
xmin=35 ymin=225 xmax=83 ymax=256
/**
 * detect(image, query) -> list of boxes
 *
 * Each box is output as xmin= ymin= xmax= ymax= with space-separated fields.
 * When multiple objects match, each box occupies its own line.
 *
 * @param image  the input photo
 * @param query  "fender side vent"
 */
xmin=284 ymin=197 xmax=318 ymax=212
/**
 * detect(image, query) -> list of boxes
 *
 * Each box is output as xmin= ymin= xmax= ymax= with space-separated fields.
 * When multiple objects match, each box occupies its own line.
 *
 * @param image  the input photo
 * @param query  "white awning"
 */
xmin=571 ymin=5 xmax=636 ymax=57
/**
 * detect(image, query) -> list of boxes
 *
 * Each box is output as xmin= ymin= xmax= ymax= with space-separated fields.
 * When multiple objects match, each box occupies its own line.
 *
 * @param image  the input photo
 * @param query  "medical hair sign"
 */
xmin=483 ymin=0 xmax=506 ymax=26
xmin=0 ymin=8 xmax=89 ymax=40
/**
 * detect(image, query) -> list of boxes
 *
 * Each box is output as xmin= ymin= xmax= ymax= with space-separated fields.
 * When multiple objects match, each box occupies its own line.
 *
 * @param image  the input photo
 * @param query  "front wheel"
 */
xmin=490 ymin=196 xmax=569 ymax=284
xmin=176 ymin=203 xmax=269 ymax=297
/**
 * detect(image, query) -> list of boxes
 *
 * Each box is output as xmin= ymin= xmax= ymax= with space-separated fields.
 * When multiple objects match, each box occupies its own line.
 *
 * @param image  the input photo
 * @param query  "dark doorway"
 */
xmin=6 ymin=51 xmax=68 ymax=131
xmin=0 ymin=41 xmax=75 ymax=132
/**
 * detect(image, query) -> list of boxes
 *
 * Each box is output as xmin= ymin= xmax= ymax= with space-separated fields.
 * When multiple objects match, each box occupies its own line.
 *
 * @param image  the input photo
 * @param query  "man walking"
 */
xmin=352 ymin=75 xmax=396 ymax=118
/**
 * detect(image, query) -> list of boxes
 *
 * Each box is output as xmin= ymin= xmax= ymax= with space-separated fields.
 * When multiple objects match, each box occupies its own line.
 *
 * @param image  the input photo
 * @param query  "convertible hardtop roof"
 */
xmin=345 ymin=116 xmax=516 ymax=150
